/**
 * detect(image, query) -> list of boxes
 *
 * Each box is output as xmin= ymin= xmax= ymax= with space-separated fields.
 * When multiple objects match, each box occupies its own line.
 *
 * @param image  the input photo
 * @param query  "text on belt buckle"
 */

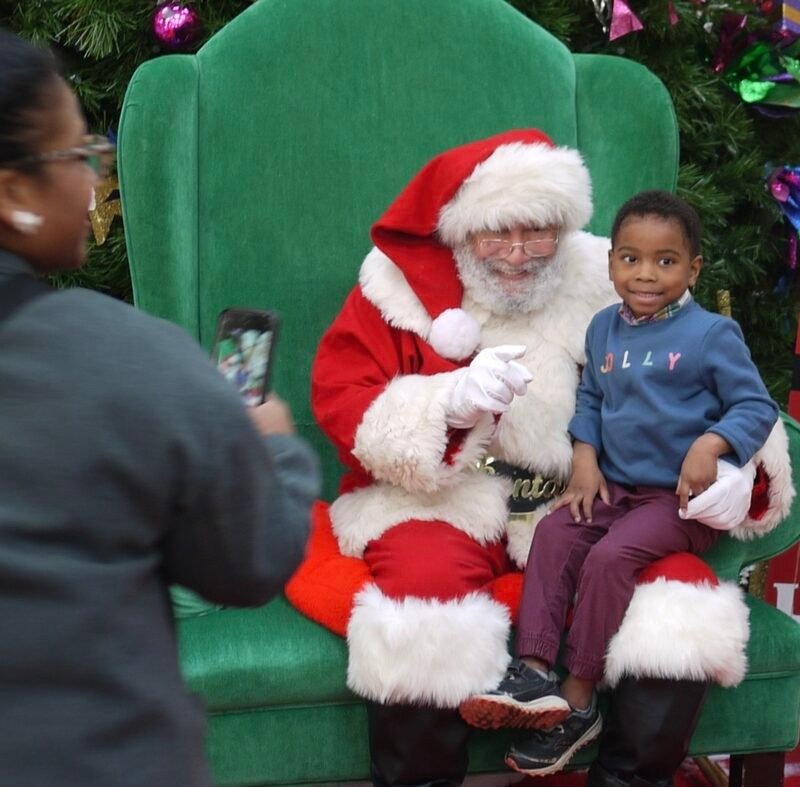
xmin=477 ymin=456 xmax=566 ymax=519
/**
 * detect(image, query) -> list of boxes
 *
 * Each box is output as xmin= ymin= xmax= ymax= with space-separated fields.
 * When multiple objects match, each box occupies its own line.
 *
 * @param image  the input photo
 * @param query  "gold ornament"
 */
xmin=89 ymin=175 xmax=122 ymax=245
xmin=715 ymin=289 xmax=732 ymax=318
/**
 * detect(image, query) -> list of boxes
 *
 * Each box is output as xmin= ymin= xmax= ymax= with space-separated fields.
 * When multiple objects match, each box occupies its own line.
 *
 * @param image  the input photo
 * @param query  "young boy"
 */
xmin=461 ymin=190 xmax=779 ymax=777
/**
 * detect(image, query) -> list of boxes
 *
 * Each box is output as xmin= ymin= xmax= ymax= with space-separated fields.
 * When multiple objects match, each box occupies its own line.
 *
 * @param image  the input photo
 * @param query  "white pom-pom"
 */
xmin=428 ymin=308 xmax=480 ymax=361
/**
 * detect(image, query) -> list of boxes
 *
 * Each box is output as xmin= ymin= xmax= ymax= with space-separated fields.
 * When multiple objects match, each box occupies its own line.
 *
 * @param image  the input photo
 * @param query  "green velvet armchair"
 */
xmin=118 ymin=0 xmax=800 ymax=784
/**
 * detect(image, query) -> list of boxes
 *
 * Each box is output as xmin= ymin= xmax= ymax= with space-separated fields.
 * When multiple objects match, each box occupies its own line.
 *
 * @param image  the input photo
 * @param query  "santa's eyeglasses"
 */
xmin=476 ymin=232 xmax=559 ymax=260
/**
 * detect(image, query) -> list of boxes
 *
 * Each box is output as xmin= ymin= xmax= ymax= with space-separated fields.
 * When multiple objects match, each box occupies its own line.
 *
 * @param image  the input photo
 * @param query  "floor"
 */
xmin=502 ymin=746 xmax=800 ymax=786
xmin=332 ymin=747 xmax=800 ymax=787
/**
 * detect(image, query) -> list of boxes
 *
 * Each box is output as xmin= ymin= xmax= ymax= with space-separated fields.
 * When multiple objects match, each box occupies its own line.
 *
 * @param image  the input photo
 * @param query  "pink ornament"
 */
xmin=772 ymin=179 xmax=790 ymax=201
xmin=152 ymin=3 xmax=201 ymax=49
xmin=609 ymin=0 xmax=644 ymax=41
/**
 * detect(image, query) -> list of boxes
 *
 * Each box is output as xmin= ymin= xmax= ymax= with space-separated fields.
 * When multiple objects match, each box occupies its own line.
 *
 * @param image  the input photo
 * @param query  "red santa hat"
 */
xmin=370 ymin=129 xmax=593 ymax=360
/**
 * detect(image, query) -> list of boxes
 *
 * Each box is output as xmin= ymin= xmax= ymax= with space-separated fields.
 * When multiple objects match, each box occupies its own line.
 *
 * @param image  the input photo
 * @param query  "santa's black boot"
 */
xmin=366 ymin=701 xmax=471 ymax=787
xmin=585 ymin=677 xmax=709 ymax=787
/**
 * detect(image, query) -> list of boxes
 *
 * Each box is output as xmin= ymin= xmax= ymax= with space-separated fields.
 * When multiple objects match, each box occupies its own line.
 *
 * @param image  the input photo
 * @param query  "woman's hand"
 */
xmin=247 ymin=395 xmax=295 ymax=436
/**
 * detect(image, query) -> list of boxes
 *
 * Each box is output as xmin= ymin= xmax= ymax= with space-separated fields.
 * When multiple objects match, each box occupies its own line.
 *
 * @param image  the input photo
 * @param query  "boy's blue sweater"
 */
xmin=569 ymin=300 xmax=779 ymax=488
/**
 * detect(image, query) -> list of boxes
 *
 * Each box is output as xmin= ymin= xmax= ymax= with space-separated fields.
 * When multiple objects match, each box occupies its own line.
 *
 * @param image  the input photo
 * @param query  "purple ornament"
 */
xmin=152 ymin=3 xmax=201 ymax=49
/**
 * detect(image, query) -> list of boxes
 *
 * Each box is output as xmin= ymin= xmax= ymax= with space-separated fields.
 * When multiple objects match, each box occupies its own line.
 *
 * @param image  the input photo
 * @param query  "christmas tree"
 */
xmin=3 ymin=0 xmax=799 ymax=401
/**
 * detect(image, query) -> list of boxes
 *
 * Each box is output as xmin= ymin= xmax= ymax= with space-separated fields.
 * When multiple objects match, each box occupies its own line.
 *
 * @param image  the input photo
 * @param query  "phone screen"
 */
xmin=213 ymin=310 xmax=276 ymax=407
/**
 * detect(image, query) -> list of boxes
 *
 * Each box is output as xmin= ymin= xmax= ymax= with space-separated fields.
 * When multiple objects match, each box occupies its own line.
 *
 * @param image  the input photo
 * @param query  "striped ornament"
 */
xmin=784 ymin=0 xmax=800 ymax=34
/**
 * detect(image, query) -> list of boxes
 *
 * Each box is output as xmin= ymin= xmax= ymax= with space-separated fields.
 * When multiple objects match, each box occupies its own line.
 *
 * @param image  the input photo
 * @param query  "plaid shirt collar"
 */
xmin=619 ymin=289 xmax=692 ymax=326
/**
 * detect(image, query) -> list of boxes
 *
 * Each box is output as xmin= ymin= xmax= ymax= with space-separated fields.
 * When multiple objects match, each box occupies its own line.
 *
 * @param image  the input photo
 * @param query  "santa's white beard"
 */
xmin=453 ymin=243 xmax=568 ymax=316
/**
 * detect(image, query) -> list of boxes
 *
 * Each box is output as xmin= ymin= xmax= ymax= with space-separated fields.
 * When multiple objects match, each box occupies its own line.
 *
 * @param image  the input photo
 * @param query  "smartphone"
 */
xmin=212 ymin=308 xmax=279 ymax=407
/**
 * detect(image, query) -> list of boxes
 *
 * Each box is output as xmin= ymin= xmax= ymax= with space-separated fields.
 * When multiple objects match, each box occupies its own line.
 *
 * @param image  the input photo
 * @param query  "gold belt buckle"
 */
xmin=508 ymin=510 xmax=538 ymax=526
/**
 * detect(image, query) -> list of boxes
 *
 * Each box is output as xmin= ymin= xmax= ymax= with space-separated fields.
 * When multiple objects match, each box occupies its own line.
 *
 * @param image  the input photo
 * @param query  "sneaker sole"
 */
xmin=504 ymin=714 xmax=603 ymax=777
xmin=459 ymin=694 xmax=571 ymax=730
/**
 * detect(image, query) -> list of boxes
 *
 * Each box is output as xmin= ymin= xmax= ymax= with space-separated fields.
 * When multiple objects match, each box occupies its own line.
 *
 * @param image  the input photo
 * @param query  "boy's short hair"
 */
xmin=611 ymin=190 xmax=702 ymax=258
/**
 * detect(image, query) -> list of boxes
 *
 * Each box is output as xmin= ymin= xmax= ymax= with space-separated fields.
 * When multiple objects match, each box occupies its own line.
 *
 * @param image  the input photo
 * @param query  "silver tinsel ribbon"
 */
xmin=590 ymin=0 xmax=611 ymax=32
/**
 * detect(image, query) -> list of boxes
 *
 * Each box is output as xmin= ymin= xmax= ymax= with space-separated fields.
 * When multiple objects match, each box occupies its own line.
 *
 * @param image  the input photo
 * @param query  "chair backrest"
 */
xmin=118 ymin=0 xmax=678 ymax=501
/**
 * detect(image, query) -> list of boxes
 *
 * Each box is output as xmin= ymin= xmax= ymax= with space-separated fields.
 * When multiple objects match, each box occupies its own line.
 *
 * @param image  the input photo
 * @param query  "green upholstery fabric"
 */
xmin=118 ymin=0 xmax=800 ymax=784
xmin=573 ymin=53 xmax=679 ymax=235
xmin=121 ymin=56 xmax=200 ymax=338
xmin=692 ymin=598 xmax=800 ymax=755
xmin=171 ymin=585 xmax=224 ymax=618
xmin=179 ymin=598 xmax=350 ymax=712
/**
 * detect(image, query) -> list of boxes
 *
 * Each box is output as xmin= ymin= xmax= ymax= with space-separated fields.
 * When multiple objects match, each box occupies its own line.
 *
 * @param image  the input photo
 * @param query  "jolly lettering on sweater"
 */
xmin=599 ymin=350 xmax=682 ymax=373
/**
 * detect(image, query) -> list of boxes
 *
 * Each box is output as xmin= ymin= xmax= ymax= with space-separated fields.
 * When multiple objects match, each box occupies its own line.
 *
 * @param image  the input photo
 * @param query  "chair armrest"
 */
xmin=705 ymin=412 xmax=800 ymax=580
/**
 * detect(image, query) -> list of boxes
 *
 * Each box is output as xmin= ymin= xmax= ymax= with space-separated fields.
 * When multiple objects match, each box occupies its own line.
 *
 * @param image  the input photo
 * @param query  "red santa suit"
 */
xmin=291 ymin=130 xmax=795 ymax=710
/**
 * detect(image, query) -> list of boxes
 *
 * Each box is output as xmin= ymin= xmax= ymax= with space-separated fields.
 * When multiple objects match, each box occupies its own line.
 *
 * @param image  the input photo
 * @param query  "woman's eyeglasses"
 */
xmin=4 ymin=134 xmax=116 ymax=178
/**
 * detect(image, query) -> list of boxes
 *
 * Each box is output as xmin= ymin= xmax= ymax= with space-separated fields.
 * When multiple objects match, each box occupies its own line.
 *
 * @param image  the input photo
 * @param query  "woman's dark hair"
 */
xmin=0 ymin=29 xmax=61 ymax=169
xmin=611 ymin=189 xmax=703 ymax=258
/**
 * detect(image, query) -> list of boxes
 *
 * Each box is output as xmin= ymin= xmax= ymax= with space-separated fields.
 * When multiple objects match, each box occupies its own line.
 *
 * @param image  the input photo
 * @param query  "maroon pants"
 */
xmin=516 ymin=482 xmax=719 ymax=682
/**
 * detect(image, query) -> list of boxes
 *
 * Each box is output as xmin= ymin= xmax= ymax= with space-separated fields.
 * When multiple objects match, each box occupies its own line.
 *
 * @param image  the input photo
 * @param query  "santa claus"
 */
xmin=287 ymin=129 xmax=794 ymax=787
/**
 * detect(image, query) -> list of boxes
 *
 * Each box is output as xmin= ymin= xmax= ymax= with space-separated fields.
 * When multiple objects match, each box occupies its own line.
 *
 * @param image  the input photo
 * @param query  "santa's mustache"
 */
xmin=482 ymin=256 xmax=550 ymax=276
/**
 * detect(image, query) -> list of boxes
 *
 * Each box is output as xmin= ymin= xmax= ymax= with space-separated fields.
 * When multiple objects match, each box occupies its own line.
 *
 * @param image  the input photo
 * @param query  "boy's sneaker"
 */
xmin=504 ymin=695 xmax=602 ymax=777
xmin=458 ymin=659 xmax=571 ymax=729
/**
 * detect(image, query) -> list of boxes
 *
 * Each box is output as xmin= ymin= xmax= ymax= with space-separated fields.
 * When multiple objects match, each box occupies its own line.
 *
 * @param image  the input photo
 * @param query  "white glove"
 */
xmin=679 ymin=459 xmax=756 ymax=530
xmin=446 ymin=345 xmax=533 ymax=429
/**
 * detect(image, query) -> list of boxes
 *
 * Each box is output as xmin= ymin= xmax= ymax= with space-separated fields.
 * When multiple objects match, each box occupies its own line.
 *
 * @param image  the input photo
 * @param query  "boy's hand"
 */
xmin=676 ymin=433 xmax=732 ymax=513
xmin=551 ymin=442 xmax=609 ymax=523
xmin=679 ymin=459 xmax=755 ymax=529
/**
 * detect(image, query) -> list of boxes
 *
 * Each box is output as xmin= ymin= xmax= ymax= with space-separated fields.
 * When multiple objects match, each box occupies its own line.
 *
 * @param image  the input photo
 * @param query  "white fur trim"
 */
xmin=438 ymin=143 xmax=592 ymax=247
xmin=346 ymin=585 xmax=511 ymax=707
xmin=604 ymin=579 xmax=750 ymax=688
xmin=353 ymin=372 xmax=496 ymax=494
xmin=359 ymin=247 xmax=432 ymax=337
xmin=429 ymin=308 xmax=481 ymax=360
xmin=505 ymin=505 xmax=555 ymax=569
xmin=330 ymin=473 xmax=510 ymax=558
xmin=731 ymin=418 xmax=795 ymax=539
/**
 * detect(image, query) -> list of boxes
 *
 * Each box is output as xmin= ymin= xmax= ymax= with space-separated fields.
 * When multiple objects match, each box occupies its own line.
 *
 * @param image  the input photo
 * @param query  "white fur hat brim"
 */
xmin=437 ymin=141 xmax=592 ymax=247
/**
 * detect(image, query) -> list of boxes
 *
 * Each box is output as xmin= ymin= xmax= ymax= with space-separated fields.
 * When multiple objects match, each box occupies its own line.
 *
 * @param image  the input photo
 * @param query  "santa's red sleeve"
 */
xmin=310 ymin=286 xmax=400 ymax=470
xmin=312 ymin=286 xmax=496 ymax=498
